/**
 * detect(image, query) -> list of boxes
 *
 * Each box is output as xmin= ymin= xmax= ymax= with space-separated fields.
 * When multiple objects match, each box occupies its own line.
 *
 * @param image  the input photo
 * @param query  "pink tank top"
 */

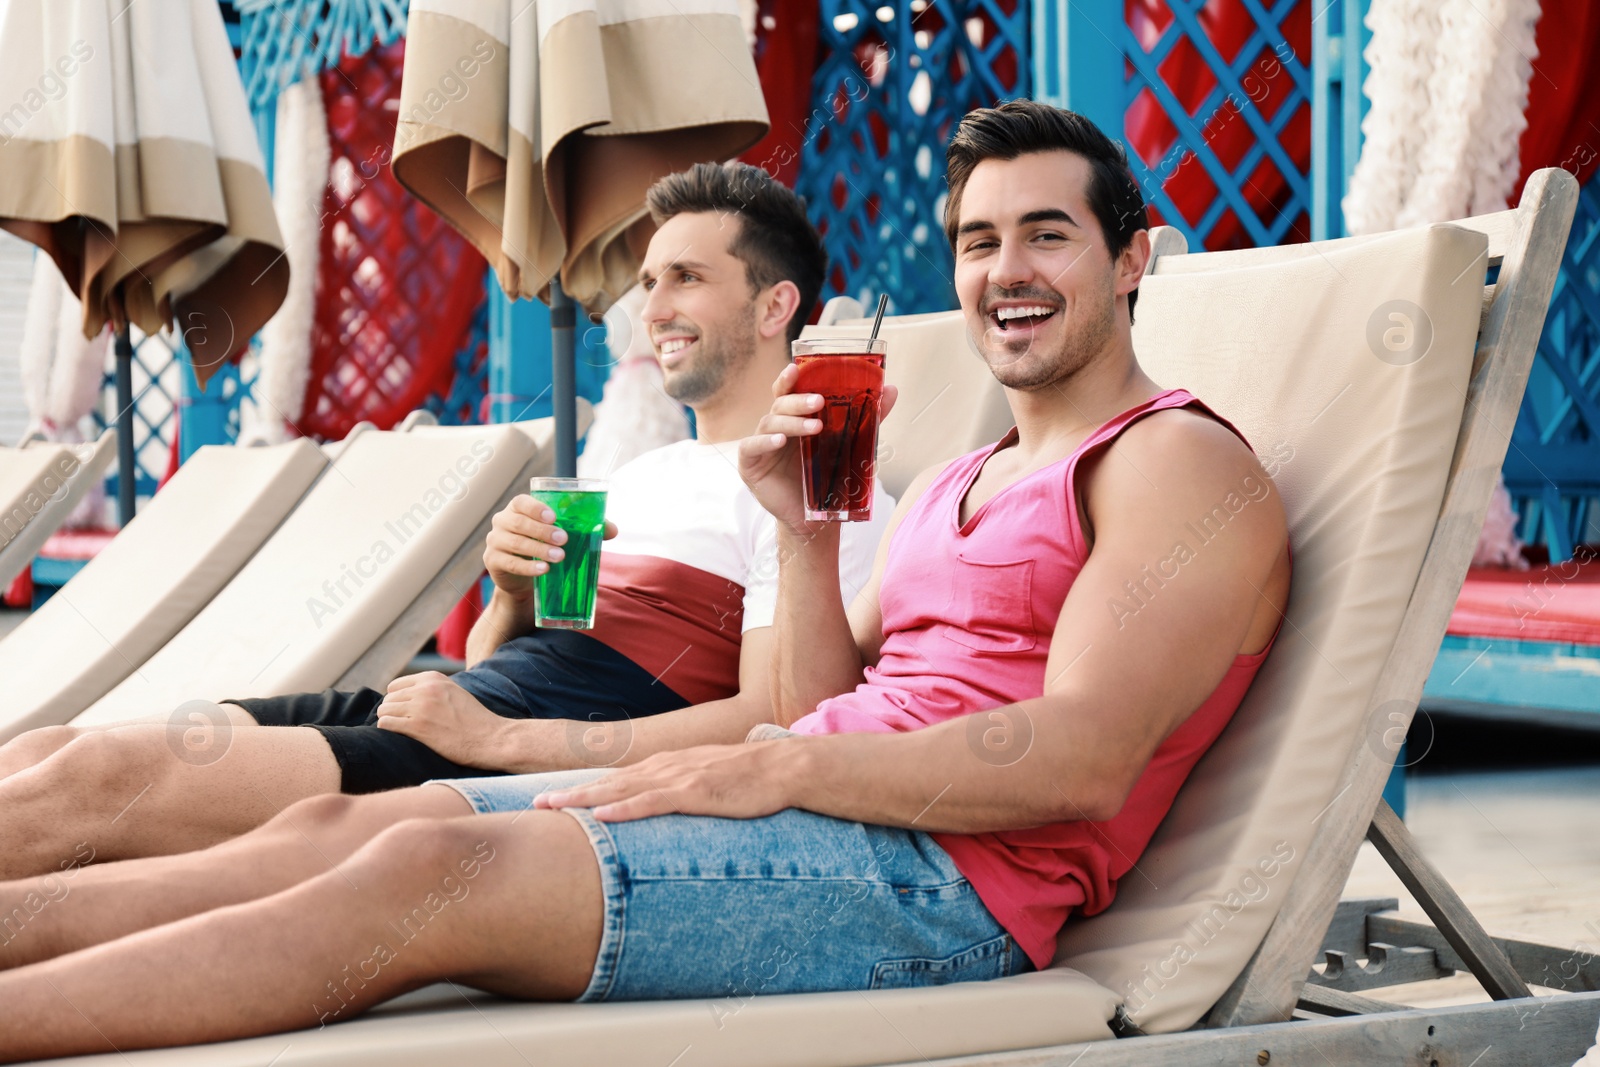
xmin=789 ymin=389 xmax=1283 ymax=969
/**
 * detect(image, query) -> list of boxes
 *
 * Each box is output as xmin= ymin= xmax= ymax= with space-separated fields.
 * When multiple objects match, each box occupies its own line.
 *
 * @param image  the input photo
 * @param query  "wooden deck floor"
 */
xmin=1343 ymin=765 xmax=1600 ymax=1009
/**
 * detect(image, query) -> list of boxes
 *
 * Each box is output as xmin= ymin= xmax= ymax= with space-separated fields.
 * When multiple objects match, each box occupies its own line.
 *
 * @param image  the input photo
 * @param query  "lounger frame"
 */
xmin=902 ymin=169 xmax=1594 ymax=1065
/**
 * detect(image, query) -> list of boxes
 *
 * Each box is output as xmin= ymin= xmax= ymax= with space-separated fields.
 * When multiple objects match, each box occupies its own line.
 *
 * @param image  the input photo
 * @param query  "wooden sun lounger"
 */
xmin=39 ymin=172 xmax=1587 ymax=1067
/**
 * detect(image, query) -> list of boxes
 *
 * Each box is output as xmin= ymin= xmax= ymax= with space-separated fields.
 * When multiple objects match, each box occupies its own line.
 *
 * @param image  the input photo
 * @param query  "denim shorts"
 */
xmin=433 ymin=764 xmax=1032 ymax=1003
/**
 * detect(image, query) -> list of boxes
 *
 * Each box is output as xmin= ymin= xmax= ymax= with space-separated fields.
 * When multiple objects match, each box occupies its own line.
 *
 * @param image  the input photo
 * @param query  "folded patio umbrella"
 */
xmin=0 ymin=0 xmax=287 ymax=390
xmin=391 ymin=0 xmax=769 ymax=313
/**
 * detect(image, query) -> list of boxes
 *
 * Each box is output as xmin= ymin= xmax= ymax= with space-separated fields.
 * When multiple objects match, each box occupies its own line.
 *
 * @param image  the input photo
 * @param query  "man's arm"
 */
xmin=568 ymin=628 xmax=777 ymax=767
xmin=783 ymin=415 xmax=1291 ymax=830
xmin=465 ymin=589 xmax=537 ymax=667
xmin=377 ymin=630 xmax=779 ymax=773
xmin=767 ymin=463 xmax=946 ymax=723
xmin=738 ymin=365 xmax=932 ymax=722
xmin=538 ymin=411 xmax=1293 ymax=830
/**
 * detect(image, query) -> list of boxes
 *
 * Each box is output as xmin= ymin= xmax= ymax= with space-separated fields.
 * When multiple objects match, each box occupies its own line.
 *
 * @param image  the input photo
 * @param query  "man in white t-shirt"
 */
xmin=0 ymin=163 xmax=892 ymax=878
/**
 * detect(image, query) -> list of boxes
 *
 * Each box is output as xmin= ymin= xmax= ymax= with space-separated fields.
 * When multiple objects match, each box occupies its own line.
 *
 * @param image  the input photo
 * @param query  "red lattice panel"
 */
xmin=1125 ymin=0 xmax=1312 ymax=251
xmin=302 ymin=40 xmax=488 ymax=440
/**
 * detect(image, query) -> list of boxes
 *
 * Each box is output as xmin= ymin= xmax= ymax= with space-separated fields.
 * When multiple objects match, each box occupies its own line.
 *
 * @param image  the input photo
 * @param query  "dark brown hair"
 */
xmin=945 ymin=101 xmax=1148 ymax=321
xmin=646 ymin=162 xmax=827 ymax=343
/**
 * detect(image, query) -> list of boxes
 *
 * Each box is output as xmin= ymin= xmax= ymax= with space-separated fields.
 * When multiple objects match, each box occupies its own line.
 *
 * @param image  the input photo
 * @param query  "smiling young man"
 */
xmin=0 ymin=162 xmax=889 ymax=880
xmin=0 ymin=103 xmax=1292 ymax=1060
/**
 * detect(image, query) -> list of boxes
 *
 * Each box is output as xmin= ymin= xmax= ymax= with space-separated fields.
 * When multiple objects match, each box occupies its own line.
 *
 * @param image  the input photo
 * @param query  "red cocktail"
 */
xmin=793 ymin=338 xmax=886 ymax=521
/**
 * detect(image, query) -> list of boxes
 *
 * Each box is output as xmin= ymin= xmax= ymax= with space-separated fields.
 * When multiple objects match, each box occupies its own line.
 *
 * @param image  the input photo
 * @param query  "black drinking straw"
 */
xmin=825 ymin=295 xmax=891 ymax=510
xmin=869 ymin=293 xmax=889 ymax=343
xmin=814 ymin=296 xmax=890 ymax=513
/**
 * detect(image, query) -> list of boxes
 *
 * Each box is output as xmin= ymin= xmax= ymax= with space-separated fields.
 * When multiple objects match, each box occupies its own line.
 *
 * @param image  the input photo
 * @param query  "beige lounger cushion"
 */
xmin=0 ymin=444 xmax=79 ymax=548
xmin=72 ymin=424 xmax=537 ymax=723
xmin=0 ymin=440 xmax=327 ymax=743
xmin=0 ymin=430 xmax=116 ymax=586
xmin=46 ymin=971 xmax=1120 ymax=1067
xmin=1052 ymin=223 xmax=1488 ymax=1031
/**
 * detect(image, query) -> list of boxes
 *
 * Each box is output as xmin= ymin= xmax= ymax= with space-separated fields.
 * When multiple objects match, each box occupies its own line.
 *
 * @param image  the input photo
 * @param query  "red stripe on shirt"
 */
xmin=584 ymin=553 xmax=747 ymax=707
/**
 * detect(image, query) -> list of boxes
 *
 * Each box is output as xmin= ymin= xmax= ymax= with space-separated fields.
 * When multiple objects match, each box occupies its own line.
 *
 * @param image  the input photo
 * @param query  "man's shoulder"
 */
xmin=1113 ymin=404 xmax=1256 ymax=473
xmin=1091 ymin=404 xmax=1285 ymax=545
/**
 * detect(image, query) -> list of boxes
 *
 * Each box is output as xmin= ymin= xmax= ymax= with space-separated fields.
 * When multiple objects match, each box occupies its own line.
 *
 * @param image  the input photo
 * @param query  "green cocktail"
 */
xmin=528 ymin=477 xmax=608 ymax=629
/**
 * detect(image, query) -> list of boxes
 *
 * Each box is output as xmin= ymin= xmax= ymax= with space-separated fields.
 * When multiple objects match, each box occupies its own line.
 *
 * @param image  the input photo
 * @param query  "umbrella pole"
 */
xmin=114 ymin=325 xmax=137 ymax=524
xmin=549 ymin=277 xmax=578 ymax=478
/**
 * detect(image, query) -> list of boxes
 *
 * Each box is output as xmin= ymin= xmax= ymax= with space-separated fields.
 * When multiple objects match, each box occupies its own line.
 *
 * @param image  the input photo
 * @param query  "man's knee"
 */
xmin=4 ymin=725 xmax=81 ymax=762
xmin=273 ymin=792 xmax=363 ymax=833
xmin=355 ymin=817 xmax=495 ymax=889
xmin=47 ymin=730 xmax=163 ymax=793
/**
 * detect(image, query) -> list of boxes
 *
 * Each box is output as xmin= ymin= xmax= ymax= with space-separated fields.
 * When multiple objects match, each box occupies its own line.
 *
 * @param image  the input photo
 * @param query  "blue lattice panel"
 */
xmin=219 ymin=351 xmax=261 ymax=443
xmin=94 ymin=329 xmax=182 ymax=505
xmin=797 ymin=0 xmax=1031 ymax=315
xmin=425 ymin=296 xmax=492 ymax=426
xmin=1504 ymin=173 xmax=1600 ymax=559
xmin=1119 ymin=0 xmax=1313 ymax=251
xmin=235 ymin=0 xmax=408 ymax=112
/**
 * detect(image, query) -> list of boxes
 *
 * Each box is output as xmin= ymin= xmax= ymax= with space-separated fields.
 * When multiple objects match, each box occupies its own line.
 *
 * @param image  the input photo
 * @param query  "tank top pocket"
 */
xmin=942 ymin=555 xmax=1037 ymax=654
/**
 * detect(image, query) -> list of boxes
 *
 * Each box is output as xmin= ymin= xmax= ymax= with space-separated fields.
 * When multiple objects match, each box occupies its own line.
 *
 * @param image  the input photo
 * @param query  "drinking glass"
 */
xmin=792 ymin=337 xmax=886 ymax=521
xmin=527 ymin=477 xmax=608 ymax=628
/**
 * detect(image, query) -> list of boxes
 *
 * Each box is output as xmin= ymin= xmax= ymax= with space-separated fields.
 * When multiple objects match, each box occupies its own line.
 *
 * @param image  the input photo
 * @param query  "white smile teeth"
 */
xmin=659 ymin=339 xmax=694 ymax=355
xmin=994 ymin=305 xmax=1056 ymax=322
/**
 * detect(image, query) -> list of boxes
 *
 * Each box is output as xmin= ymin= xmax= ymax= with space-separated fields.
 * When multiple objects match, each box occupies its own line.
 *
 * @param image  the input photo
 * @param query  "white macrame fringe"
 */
xmin=1344 ymin=0 xmax=1441 ymax=235
xmin=1399 ymin=0 xmax=1538 ymax=226
xmin=577 ymin=284 xmax=691 ymax=478
xmin=18 ymin=253 xmax=110 ymax=525
xmin=18 ymin=255 xmax=62 ymax=435
xmin=48 ymin=277 xmax=107 ymax=430
xmin=1345 ymin=0 xmax=1542 ymax=568
xmin=244 ymin=76 xmax=328 ymax=443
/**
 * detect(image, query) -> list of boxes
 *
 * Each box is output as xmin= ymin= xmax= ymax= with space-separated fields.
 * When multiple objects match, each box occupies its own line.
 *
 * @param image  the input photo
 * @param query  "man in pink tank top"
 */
xmin=0 ymin=103 xmax=1292 ymax=1057
xmin=548 ymin=99 xmax=1294 ymax=971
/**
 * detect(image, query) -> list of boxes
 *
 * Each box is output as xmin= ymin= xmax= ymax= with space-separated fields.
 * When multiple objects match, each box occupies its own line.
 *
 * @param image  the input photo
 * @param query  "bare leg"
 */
xmin=0 ymin=785 xmax=471 ymax=970
xmin=0 ymin=716 xmax=341 ymax=880
xmin=0 ymin=809 xmax=603 ymax=1061
xmin=0 ymin=726 xmax=79 ymax=780
xmin=0 ymin=702 xmax=258 ymax=780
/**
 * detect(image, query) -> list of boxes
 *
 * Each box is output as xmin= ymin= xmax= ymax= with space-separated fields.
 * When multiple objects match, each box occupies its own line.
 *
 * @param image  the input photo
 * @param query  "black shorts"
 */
xmin=228 ymin=629 xmax=692 ymax=794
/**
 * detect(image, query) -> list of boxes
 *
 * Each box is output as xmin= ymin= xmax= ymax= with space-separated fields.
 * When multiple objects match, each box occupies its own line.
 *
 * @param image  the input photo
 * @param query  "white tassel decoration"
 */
xmin=1344 ymin=0 xmax=1542 ymax=569
xmin=18 ymin=254 xmax=62 ymax=437
xmin=576 ymin=284 xmax=691 ymax=478
xmin=47 ymin=280 xmax=109 ymax=431
xmin=244 ymin=76 xmax=329 ymax=443
xmin=1344 ymin=0 xmax=1441 ymax=234
xmin=17 ymin=254 xmax=109 ymax=525
xmin=1399 ymin=0 xmax=1539 ymax=226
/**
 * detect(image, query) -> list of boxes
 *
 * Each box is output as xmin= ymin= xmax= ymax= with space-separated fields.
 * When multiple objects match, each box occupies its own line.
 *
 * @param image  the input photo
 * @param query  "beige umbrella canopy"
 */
xmin=392 ymin=0 xmax=769 ymax=314
xmin=0 ymin=0 xmax=287 ymax=389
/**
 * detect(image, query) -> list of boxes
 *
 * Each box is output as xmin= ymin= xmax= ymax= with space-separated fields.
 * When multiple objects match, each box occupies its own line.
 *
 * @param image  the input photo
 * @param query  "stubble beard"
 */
xmin=976 ymin=279 xmax=1118 ymax=392
xmin=661 ymin=301 xmax=757 ymax=405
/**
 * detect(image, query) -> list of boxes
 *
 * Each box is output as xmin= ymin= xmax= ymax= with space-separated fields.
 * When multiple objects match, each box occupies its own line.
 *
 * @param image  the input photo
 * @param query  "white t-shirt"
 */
xmin=582 ymin=439 xmax=893 ymax=703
